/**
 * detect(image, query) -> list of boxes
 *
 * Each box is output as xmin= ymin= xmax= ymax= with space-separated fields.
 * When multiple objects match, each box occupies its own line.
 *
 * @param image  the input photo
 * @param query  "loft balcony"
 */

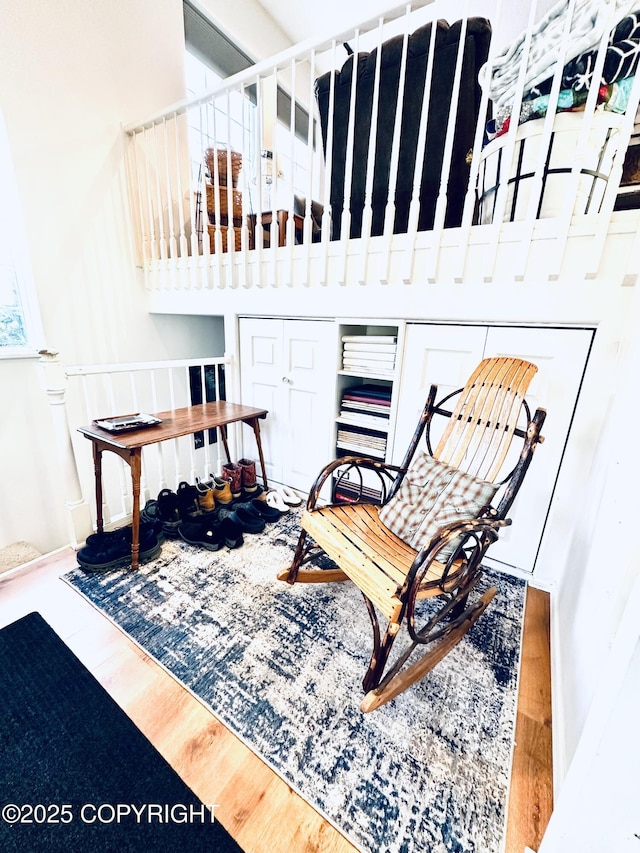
xmin=124 ymin=0 xmax=640 ymax=300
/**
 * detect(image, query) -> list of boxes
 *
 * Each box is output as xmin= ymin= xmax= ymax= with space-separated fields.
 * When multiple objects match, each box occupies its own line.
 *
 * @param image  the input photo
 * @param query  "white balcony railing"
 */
xmin=40 ymin=351 xmax=232 ymax=546
xmin=124 ymin=0 xmax=640 ymax=291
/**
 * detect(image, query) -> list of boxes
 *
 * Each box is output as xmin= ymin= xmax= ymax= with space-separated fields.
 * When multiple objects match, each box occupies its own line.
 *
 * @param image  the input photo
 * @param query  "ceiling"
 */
xmin=249 ymin=2 xmax=548 ymax=56
xmin=254 ymin=0 xmax=426 ymax=45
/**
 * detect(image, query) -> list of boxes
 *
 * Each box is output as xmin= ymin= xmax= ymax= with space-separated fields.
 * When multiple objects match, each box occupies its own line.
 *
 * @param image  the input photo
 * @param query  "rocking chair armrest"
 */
xmin=306 ymin=455 xmax=406 ymax=510
xmin=404 ymin=515 xmax=512 ymax=594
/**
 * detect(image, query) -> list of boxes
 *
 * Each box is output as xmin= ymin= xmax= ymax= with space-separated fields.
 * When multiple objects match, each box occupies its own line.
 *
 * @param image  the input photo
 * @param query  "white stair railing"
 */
xmin=40 ymin=351 xmax=232 ymax=547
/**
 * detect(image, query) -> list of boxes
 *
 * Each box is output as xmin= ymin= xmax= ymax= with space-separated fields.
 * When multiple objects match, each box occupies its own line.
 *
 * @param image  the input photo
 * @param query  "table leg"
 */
xmin=92 ymin=443 xmax=104 ymax=534
xmin=219 ymin=425 xmax=232 ymax=464
xmin=129 ymin=450 xmax=142 ymax=571
xmin=248 ymin=417 xmax=269 ymax=490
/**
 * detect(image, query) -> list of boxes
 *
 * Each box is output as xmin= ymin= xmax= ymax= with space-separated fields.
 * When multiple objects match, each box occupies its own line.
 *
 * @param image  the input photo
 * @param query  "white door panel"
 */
xmin=392 ymin=322 xmax=592 ymax=575
xmin=239 ymin=381 xmax=280 ymax=485
xmin=239 ymin=318 xmax=336 ymax=490
xmin=392 ymin=324 xmax=487 ymax=465
xmin=483 ymin=326 xmax=593 ymax=573
xmin=286 ymin=388 xmax=325 ymax=488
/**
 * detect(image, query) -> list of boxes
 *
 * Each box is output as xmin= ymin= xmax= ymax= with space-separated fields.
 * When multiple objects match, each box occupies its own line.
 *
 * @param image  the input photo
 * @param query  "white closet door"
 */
xmin=239 ymin=318 xmax=336 ymax=490
xmin=281 ymin=319 xmax=336 ymax=491
xmin=391 ymin=322 xmax=592 ymax=575
xmin=391 ymin=323 xmax=487 ymax=465
xmin=239 ymin=318 xmax=284 ymax=484
xmin=483 ymin=325 xmax=593 ymax=574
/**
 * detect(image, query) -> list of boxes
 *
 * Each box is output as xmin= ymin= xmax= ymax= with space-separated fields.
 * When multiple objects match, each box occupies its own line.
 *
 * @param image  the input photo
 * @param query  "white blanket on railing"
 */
xmin=479 ymin=0 xmax=635 ymax=108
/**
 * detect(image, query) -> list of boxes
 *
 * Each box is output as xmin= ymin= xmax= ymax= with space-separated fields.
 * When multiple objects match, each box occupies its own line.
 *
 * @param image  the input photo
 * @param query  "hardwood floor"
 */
xmin=0 ymin=550 xmax=553 ymax=852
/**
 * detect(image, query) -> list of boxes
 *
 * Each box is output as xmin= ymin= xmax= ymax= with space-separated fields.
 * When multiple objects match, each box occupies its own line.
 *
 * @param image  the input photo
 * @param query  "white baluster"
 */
xmin=381 ymin=7 xmax=411 ymax=286
xmin=269 ymin=70 xmax=280 ymax=287
xmin=284 ymin=55 xmax=297 ymax=287
xmin=512 ymin=0 xmax=577 ymax=282
xmin=482 ymin=0 xmax=539 ymax=283
xmin=173 ymin=110 xmax=189 ymax=268
xmin=239 ymin=81 xmax=250 ymax=290
xmin=358 ymin=16 xmax=385 ymax=286
xmin=426 ymin=3 xmax=469 ymax=284
xmin=162 ymin=116 xmax=178 ymax=269
xmin=455 ymin=0 xmax=503 ymax=284
xmin=143 ymin=125 xmax=158 ymax=272
xmin=338 ymin=27 xmax=361 ymax=285
xmin=153 ymin=122 xmax=168 ymax=266
xmin=403 ymin=9 xmax=439 ymax=285
xmin=302 ymin=48 xmax=317 ymax=288
xmin=319 ymin=39 xmax=338 ymax=286
xmin=254 ymin=76 xmax=266 ymax=288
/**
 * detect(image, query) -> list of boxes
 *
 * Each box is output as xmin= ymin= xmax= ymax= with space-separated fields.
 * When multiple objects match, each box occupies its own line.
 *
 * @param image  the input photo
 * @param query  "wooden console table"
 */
xmin=78 ymin=402 xmax=269 ymax=570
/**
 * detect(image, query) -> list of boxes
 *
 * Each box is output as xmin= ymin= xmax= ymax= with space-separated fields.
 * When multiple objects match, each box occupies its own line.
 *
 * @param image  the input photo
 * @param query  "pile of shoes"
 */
xmin=76 ymin=516 xmax=163 ymax=572
xmin=77 ymin=458 xmax=306 ymax=567
xmin=154 ymin=458 xmax=284 ymax=552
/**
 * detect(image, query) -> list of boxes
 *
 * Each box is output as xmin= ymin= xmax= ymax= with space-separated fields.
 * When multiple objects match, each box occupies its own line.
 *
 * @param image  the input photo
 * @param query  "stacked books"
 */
xmin=341 ymin=335 xmax=397 ymax=377
xmin=336 ymin=384 xmax=392 ymax=460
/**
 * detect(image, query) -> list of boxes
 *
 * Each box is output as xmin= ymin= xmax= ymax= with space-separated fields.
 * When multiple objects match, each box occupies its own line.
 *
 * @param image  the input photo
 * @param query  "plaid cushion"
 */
xmin=379 ymin=453 xmax=499 ymax=559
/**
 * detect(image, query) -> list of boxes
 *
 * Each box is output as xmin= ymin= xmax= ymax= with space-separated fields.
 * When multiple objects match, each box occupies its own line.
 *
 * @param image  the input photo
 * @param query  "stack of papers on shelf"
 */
xmin=341 ymin=335 xmax=397 ymax=376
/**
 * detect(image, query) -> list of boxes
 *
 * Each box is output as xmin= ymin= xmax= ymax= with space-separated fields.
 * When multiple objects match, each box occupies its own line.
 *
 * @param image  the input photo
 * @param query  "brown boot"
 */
xmin=222 ymin=463 xmax=242 ymax=501
xmin=238 ymin=458 xmax=258 ymax=495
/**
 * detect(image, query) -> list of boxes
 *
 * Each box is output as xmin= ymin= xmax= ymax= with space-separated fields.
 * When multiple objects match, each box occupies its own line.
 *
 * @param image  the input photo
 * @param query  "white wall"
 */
xmin=540 ymin=570 xmax=640 ymax=852
xmin=1 ymin=2 xmax=639 ymax=843
xmin=0 ymin=0 xmax=226 ymax=553
xmin=549 ymin=283 xmax=640 ymax=781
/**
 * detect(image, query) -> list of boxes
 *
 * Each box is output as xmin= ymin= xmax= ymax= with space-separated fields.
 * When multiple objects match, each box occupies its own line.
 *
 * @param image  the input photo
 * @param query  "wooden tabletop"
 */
xmin=78 ymin=402 xmax=268 ymax=450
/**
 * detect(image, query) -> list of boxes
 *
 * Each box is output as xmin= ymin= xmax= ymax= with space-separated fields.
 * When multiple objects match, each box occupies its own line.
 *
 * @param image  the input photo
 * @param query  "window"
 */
xmin=183 ymin=0 xmax=257 ymax=197
xmin=184 ymin=49 xmax=257 ymax=188
xmin=0 ymin=111 xmax=43 ymax=356
xmin=182 ymin=1 xmax=316 ymax=217
xmin=189 ymin=362 xmax=226 ymax=449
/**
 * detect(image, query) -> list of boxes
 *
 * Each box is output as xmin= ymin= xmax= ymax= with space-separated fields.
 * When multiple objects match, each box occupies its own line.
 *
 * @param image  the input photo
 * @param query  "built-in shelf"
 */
xmin=332 ymin=321 xmax=404 ymax=502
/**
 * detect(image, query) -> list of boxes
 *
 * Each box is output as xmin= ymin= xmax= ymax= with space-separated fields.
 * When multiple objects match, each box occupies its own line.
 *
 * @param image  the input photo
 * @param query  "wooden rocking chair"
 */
xmin=277 ymin=357 xmax=546 ymax=711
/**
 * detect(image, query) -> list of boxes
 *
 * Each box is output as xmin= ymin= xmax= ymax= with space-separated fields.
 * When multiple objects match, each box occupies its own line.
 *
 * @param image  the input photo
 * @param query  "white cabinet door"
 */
xmin=391 ymin=323 xmax=487 ymax=465
xmin=482 ymin=325 xmax=593 ymax=574
xmin=239 ymin=318 xmax=336 ymax=491
xmin=392 ymin=322 xmax=592 ymax=575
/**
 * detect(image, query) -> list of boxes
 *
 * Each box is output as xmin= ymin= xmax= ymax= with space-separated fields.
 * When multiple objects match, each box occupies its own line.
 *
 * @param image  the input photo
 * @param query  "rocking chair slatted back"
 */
xmin=434 ymin=357 xmax=538 ymax=483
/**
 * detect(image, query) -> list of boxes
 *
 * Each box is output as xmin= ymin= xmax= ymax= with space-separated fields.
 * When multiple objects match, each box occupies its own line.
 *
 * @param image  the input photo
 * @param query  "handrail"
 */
xmin=65 ymin=355 xmax=230 ymax=377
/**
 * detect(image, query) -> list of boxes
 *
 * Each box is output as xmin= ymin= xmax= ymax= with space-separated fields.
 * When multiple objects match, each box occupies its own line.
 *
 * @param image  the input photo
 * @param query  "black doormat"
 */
xmin=0 ymin=612 xmax=242 ymax=853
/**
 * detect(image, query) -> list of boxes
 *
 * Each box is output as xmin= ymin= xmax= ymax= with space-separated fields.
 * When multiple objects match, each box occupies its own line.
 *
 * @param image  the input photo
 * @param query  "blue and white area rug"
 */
xmin=64 ymin=509 xmax=526 ymax=853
